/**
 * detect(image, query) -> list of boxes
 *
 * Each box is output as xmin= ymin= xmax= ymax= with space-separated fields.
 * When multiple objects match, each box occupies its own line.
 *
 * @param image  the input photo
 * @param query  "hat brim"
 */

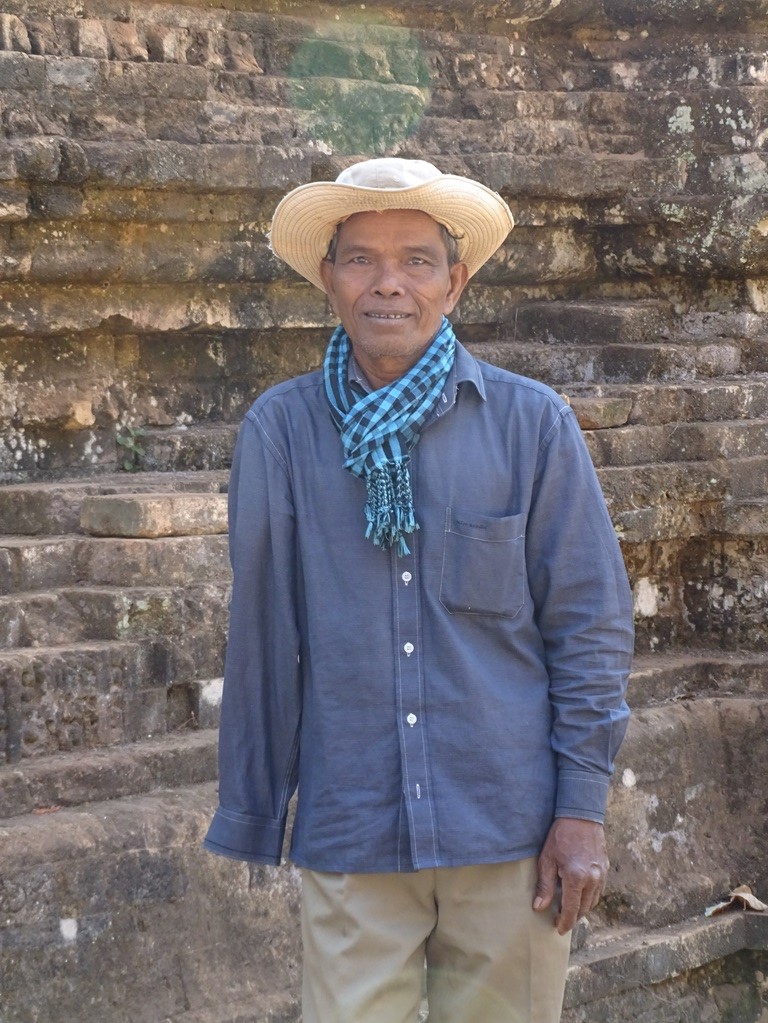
xmin=268 ymin=175 xmax=514 ymax=293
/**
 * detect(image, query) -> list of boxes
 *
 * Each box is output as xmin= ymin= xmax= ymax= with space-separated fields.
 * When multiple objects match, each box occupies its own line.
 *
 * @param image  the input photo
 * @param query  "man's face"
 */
xmin=319 ymin=209 xmax=468 ymax=382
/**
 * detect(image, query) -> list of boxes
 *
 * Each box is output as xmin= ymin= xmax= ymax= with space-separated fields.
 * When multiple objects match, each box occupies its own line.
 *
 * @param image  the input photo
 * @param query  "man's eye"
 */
xmin=349 ymin=255 xmax=369 ymax=264
xmin=409 ymin=257 xmax=428 ymax=265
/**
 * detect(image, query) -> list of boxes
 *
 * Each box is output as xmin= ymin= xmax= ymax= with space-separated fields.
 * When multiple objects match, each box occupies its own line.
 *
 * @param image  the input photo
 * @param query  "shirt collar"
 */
xmin=347 ymin=340 xmax=486 ymax=411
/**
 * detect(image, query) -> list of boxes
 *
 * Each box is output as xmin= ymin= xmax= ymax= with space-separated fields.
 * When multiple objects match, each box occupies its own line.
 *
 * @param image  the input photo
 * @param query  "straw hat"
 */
xmin=268 ymin=158 xmax=514 ymax=293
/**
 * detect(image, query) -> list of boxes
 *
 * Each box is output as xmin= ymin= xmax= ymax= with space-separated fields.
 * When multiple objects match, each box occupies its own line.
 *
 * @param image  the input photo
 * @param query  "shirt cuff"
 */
xmin=203 ymin=806 xmax=286 ymax=865
xmin=555 ymin=768 xmax=610 ymax=824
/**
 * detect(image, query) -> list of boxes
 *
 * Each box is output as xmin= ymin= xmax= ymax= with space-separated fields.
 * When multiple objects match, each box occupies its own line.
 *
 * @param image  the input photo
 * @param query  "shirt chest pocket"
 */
xmin=439 ymin=508 xmax=527 ymax=619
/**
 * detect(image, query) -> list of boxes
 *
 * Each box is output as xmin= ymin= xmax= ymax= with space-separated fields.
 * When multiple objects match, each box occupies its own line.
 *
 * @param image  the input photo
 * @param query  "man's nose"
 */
xmin=371 ymin=262 xmax=405 ymax=296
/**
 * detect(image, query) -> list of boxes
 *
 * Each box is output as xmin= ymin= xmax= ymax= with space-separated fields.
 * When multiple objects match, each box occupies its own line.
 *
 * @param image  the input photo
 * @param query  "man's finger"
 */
xmin=533 ymin=850 xmax=558 ymax=911
xmin=555 ymin=859 xmax=606 ymax=934
xmin=554 ymin=872 xmax=584 ymax=934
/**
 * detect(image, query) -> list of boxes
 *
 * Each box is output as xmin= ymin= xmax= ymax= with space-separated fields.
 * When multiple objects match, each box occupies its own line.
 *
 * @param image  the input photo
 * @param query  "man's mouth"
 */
xmin=365 ymin=312 xmax=411 ymax=320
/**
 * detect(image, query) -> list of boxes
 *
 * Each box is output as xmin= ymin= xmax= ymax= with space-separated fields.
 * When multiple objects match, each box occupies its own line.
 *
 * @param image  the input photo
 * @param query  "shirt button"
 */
xmin=404 ymin=642 xmax=414 ymax=655
xmin=407 ymin=713 xmax=417 ymax=726
xmin=401 ymin=571 xmax=412 ymax=585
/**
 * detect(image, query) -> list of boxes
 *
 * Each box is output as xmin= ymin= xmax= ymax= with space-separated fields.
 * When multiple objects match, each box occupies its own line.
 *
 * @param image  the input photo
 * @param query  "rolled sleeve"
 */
xmin=204 ymin=807 xmax=286 ymax=866
xmin=554 ymin=769 xmax=611 ymax=824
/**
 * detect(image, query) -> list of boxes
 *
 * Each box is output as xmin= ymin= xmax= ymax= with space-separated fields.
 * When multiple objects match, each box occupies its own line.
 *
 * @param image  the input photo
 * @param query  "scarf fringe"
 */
xmin=364 ymin=461 xmax=418 ymax=557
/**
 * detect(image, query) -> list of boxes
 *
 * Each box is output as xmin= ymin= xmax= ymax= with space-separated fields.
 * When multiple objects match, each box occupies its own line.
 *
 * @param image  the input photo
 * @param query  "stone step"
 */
xmin=0 ymin=584 xmax=229 ymax=676
xmin=502 ymin=301 xmax=765 ymax=354
xmin=564 ymin=376 xmax=768 ymax=429
xmin=0 ymin=532 xmax=230 ymax=594
xmin=584 ymin=419 xmax=768 ymax=468
xmin=83 ymin=534 xmax=231 ymax=589
xmin=0 ymin=636 xmax=222 ymax=766
xmin=0 ymin=535 xmax=79 ymax=593
xmin=627 ymin=650 xmax=768 ymax=708
xmin=470 ymin=338 xmax=743 ymax=386
xmin=0 ymin=728 xmax=218 ymax=819
xmin=604 ymin=695 xmax=768 ymax=929
xmin=563 ymin=912 xmax=768 ymax=1022
xmin=0 ymin=716 xmax=763 ymax=1023
xmin=141 ymin=424 xmax=238 ymax=473
xmin=121 ymin=398 xmax=768 ymax=478
xmin=0 ymin=640 xmax=171 ymax=763
xmin=0 ymin=781 xmax=302 ymax=1023
xmin=0 ymin=645 xmax=222 ymax=766
xmin=507 ymin=300 xmax=674 ymax=346
xmin=617 ymin=494 xmax=768 ymax=546
xmin=598 ymin=455 xmax=768 ymax=539
xmin=0 ymin=469 xmax=228 ymax=536
xmin=80 ymin=491 xmax=228 ymax=539
xmin=713 ymin=496 xmax=768 ymax=537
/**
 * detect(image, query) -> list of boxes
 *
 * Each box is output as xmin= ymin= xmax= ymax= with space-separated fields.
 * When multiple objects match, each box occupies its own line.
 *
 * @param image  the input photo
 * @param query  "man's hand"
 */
xmin=533 ymin=818 xmax=609 ymax=935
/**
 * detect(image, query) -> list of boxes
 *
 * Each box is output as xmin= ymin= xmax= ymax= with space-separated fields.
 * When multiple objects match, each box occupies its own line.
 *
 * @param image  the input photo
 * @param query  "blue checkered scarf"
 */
xmin=324 ymin=317 xmax=456 ymax=556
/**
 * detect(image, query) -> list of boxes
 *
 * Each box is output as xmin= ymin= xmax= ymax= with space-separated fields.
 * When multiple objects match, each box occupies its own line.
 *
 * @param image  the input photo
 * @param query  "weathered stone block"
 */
xmin=81 ymin=493 xmax=228 ymax=538
xmin=0 ymin=184 xmax=28 ymax=221
xmin=681 ymin=536 xmax=768 ymax=649
xmin=144 ymin=23 xmax=188 ymax=64
xmin=190 ymin=677 xmax=223 ymax=729
xmin=569 ymin=396 xmax=633 ymax=429
xmin=708 ymin=153 xmax=768 ymax=195
xmin=584 ymin=419 xmax=768 ymax=468
xmin=457 ymin=152 xmax=689 ymax=199
xmin=11 ymin=138 xmax=62 ymax=181
xmin=605 ymin=697 xmax=768 ymax=927
xmin=712 ymin=497 xmax=768 ymax=537
xmin=0 ymin=50 xmax=44 ymax=89
xmin=0 ymin=591 xmax=85 ymax=649
xmin=122 ymin=685 xmax=167 ymax=742
xmin=565 ymin=918 xmax=768 ymax=1022
xmin=0 ymin=786 xmax=301 ymax=1023
xmin=44 ymin=54 xmax=99 ymax=90
xmin=141 ymin=425 xmax=238 ymax=472
xmin=747 ymin=280 xmax=768 ymax=313
xmin=0 ymin=536 xmax=77 ymax=592
xmin=0 ymin=641 xmax=148 ymax=759
xmin=0 ymin=586 xmax=226 ymax=703
xmin=627 ymin=649 xmax=768 ymax=707
xmin=0 ymin=472 xmax=230 ymax=536
xmin=184 ymin=28 xmax=224 ymax=68
xmin=477 ymin=227 xmax=598 ymax=285
xmin=73 ymin=18 xmax=109 ymax=59
xmin=80 ymin=534 xmax=229 ymax=587
xmin=509 ymin=302 xmax=673 ymax=346
xmin=25 ymin=18 xmax=61 ymax=57
xmin=105 ymin=20 xmax=148 ymax=62
xmin=101 ymin=59 xmax=210 ymax=100
xmin=0 ymin=730 xmax=218 ymax=818
xmin=0 ymin=146 xmax=16 ymax=180
xmin=0 ymin=14 xmax=31 ymax=53
xmin=143 ymin=96 xmax=201 ymax=143
xmin=0 ymin=90 xmax=43 ymax=139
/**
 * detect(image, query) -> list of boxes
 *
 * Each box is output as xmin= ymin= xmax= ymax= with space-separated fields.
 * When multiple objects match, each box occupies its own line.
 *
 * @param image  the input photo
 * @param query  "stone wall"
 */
xmin=1 ymin=0 xmax=766 ymax=477
xmin=1 ymin=1 xmax=767 ymax=1021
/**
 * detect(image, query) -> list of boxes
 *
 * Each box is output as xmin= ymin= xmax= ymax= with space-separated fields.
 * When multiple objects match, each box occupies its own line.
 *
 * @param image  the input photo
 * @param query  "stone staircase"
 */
xmin=0 ymin=470 xmax=303 ymax=1023
xmin=1 ymin=300 xmax=767 ymax=1023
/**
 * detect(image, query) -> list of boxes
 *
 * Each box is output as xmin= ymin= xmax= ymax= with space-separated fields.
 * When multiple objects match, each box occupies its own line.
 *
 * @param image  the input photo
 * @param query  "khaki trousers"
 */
xmin=300 ymin=858 xmax=571 ymax=1023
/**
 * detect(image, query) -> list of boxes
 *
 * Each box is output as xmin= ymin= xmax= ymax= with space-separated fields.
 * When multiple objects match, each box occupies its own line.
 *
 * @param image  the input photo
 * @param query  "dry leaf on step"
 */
xmin=705 ymin=884 xmax=768 ymax=917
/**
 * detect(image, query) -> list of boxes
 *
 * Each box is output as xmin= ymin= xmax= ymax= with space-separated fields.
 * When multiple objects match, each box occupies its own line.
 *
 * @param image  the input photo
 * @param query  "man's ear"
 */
xmin=444 ymin=262 xmax=469 ymax=316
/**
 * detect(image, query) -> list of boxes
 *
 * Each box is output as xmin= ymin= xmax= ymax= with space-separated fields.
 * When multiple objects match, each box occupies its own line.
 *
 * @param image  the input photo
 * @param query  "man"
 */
xmin=204 ymin=158 xmax=634 ymax=1023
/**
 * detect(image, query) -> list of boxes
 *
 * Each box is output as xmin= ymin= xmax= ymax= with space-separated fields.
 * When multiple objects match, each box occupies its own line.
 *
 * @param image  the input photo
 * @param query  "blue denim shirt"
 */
xmin=204 ymin=342 xmax=633 ymax=872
